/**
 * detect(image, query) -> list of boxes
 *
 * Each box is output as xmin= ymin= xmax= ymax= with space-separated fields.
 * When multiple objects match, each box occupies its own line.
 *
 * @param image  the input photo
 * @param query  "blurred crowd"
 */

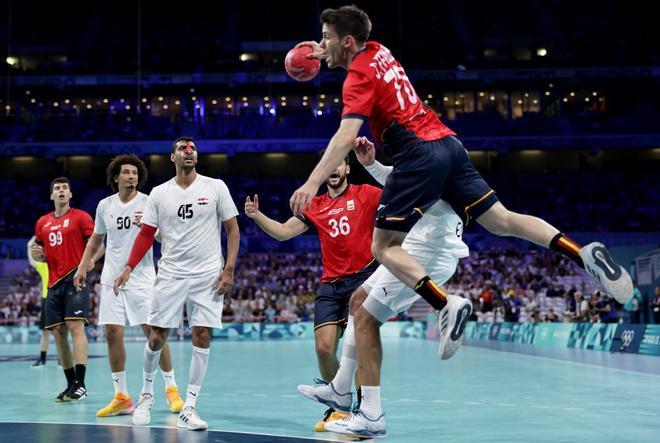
xmin=2 ymin=250 xmax=658 ymax=327
xmin=1 ymin=169 xmax=658 ymax=240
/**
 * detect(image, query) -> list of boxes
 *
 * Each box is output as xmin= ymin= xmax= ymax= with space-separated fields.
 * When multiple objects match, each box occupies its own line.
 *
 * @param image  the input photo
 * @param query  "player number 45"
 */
xmin=177 ymin=204 xmax=194 ymax=220
xmin=328 ymin=216 xmax=350 ymax=238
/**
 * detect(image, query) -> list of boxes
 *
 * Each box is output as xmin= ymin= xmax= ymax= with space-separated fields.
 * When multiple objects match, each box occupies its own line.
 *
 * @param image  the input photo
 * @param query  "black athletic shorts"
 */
xmin=314 ymin=261 xmax=378 ymax=330
xmin=376 ymin=135 xmax=498 ymax=232
xmin=44 ymin=271 xmax=90 ymax=329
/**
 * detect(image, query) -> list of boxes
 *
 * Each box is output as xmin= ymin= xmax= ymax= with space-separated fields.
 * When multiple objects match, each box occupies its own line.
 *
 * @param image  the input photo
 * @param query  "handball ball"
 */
xmin=285 ymin=45 xmax=321 ymax=82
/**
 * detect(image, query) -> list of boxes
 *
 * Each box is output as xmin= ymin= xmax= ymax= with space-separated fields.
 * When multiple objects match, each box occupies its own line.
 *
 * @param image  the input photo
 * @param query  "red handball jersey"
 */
xmin=299 ymin=184 xmax=381 ymax=282
xmin=342 ymin=41 xmax=455 ymax=152
xmin=34 ymin=208 xmax=94 ymax=287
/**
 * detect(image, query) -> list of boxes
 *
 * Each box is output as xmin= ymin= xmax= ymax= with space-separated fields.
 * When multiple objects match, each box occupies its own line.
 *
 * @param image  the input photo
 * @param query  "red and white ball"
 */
xmin=284 ymin=45 xmax=321 ymax=82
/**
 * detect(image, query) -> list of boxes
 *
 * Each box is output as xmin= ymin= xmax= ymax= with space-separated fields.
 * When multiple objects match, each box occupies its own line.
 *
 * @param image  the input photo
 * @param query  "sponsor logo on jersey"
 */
xmin=196 ymin=197 xmax=209 ymax=205
xmin=50 ymin=225 xmax=61 ymax=231
xmin=347 ymin=200 xmax=355 ymax=211
xmin=328 ymin=207 xmax=344 ymax=216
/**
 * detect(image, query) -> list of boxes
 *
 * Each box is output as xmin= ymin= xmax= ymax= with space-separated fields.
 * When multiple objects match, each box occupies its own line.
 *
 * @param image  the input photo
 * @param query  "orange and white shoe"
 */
xmin=314 ymin=408 xmax=349 ymax=432
xmin=96 ymin=392 xmax=133 ymax=417
xmin=166 ymin=386 xmax=184 ymax=413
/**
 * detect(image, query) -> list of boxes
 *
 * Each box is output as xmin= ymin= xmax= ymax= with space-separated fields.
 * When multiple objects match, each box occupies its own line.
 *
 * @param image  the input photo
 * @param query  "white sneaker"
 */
xmin=437 ymin=294 xmax=472 ymax=360
xmin=579 ymin=242 xmax=633 ymax=304
xmin=177 ymin=406 xmax=208 ymax=431
xmin=132 ymin=393 xmax=154 ymax=426
xmin=297 ymin=380 xmax=352 ymax=413
xmin=324 ymin=410 xmax=386 ymax=438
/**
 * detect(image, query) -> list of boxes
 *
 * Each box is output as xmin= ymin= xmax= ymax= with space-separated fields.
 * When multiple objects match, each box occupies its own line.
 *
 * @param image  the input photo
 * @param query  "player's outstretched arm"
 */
xmin=354 ymin=136 xmax=393 ymax=186
xmin=245 ymin=194 xmax=308 ymax=241
xmin=290 ymin=118 xmax=363 ymax=215
xmin=74 ymin=233 xmax=105 ymax=291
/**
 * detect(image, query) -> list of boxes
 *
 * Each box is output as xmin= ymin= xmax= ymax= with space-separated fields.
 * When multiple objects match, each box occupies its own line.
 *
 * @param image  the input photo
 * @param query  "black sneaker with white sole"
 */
xmin=579 ymin=242 xmax=633 ymax=304
xmin=55 ymin=386 xmax=71 ymax=402
xmin=64 ymin=382 xmax=87 ymax=401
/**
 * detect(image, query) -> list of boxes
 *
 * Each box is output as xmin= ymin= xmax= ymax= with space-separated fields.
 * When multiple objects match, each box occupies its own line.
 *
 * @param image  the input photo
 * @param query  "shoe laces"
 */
xmin=322 ymin=408 xmax=334 ymax=421
xmin=136 ymin=393 xmax=153 ymax=408
xmin=313 ymin=378 xmax=329 ymax=386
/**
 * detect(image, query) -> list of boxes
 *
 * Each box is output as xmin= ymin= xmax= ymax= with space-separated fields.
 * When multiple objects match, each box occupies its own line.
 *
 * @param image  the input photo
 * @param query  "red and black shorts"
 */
xmin=376 ymin=135 xmax=498 ymax=232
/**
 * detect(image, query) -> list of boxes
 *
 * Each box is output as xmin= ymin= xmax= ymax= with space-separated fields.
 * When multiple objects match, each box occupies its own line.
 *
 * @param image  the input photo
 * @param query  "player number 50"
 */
xmin=328 ymin=216 xmax=350 ymax=238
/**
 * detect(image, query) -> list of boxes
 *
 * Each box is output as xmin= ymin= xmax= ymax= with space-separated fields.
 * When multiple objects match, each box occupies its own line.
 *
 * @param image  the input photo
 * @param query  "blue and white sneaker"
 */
xmin=297 ymin=379 xmax=352 ymax=413
xmin=579 ymin=242 xmax=633 ymax=304
xmin=437 ymin=294 xmax=473 ymax=360
xmin=324 ymin=409 xmax=386 ymax=438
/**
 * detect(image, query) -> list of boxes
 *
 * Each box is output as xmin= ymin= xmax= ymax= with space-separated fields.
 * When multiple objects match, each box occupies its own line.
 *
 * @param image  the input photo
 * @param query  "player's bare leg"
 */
xmin=141 ymin=324 xmax=183 ymax=412
xmin=178 ymin=326 xmax=211 ymax=431
xmin=32 ymin=329 xmax=50 ymax=367
xmin=96 ymin=324 xmax=134 ymax=416
xmin=298 ymin=289 xmax=368 ymax=422
xmin=63 ymin=319 xmax=88 ymax=400
xmin=51 ymin=323 xmax=75 ymax=401
xmin=477 ymin=202 xmax=632 ymax=303
xmin=315 ymin=325 xmax=341 ymax=382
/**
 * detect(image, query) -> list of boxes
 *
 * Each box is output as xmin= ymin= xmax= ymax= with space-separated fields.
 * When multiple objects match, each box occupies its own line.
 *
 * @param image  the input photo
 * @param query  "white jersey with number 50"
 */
xmin=95 ymin=192 xmax=156 ymax=289
xmin=141 ymin=174 xmax=238 ymax=278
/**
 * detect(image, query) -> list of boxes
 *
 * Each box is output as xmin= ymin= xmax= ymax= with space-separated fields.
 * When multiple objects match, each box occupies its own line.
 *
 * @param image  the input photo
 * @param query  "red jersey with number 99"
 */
xmin=299 ymin=184 xmax=381 ymax=282
xmin=34 ymin=208 xmax=94 ymax=287
xmin=341 ymin=41 xmax=455 ymax=153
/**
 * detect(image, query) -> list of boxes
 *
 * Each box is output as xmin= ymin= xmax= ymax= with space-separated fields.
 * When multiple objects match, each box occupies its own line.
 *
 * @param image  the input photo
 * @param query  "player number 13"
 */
xmin=328 ymin=216 xmax=350 ymax=238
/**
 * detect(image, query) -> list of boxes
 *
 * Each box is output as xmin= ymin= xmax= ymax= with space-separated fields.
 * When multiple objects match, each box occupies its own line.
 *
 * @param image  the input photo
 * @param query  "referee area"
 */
xmin=1 ymin=336 xmax=659 ymax=442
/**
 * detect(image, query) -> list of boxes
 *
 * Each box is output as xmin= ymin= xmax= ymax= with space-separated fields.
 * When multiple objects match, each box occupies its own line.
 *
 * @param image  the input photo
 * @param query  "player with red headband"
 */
xmin=114 ymin=136 xmax=240 ymax=431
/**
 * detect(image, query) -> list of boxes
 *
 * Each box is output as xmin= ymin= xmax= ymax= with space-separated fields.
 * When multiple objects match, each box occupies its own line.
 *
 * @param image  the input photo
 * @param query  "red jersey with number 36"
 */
xmin=34 ymin=208 xmax=94 ymax=287
xmin=342 ymin=41 xmax=455 ymax=152
xmin=299 ymin=184 xmax=381 ymax=282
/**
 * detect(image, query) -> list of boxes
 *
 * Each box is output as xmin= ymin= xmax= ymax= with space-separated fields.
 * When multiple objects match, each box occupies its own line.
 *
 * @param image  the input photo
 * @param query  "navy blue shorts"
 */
xmin=314 ymin=263 xmax=377 ymax=330
xmin=376 ymin=136 xmax=498 ymax=232
xmin=44 ymin=273 xmax=90 ymax=329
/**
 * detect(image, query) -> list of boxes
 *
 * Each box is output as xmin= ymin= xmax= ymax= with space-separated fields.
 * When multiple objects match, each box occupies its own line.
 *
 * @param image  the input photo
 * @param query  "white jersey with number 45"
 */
xmin=141 ymin=174 xmax=239 ymax=278
xmin=95 ymin=192 xmax=156 ymax=289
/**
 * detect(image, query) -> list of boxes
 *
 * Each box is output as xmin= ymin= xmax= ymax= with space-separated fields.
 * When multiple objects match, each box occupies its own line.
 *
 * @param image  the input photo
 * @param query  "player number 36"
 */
xmin=328 ymin=216 xmax=350 ymax=238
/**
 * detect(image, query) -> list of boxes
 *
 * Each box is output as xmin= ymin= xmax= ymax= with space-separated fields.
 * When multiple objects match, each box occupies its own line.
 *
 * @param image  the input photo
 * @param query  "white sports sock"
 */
xmin=359 ymin=386 xmax=382 ymax=419
xmin=161 ymin=369 xmax=177 ymax=388
xmin=184 ymin=384 xmax=201 ymax=408
xmin=142 ymin=344 xmax=162 ymax=395
xmin=333 ymin=315 xmax=356 ymax=394
xmin=184 ymin=346 xmax=210 ymax=408
xmin=111 ymin=371 xmax=128 ymax=395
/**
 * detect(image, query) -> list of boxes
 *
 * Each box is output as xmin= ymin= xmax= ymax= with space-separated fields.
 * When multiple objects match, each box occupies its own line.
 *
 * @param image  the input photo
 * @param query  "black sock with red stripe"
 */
xmin=550 ymin=233 xmax=584 ymax=268
xmin=414 ymin=276 xmax=447 ymax=311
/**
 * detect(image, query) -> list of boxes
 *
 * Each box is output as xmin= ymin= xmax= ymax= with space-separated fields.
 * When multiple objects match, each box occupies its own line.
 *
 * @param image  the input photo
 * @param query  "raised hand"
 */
xmin=294 ymin=41 xmax=326 ymax=60
xmin=354 ymin=136 xmax=376 ymax=166
xmin=244 ymin=194 xmax=260 ymax=219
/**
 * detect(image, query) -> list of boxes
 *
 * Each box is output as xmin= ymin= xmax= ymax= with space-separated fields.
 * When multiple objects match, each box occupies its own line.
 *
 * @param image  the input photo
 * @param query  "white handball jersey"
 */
xmin=141 ymin=174 xmax=239 ymax=278
xmin=95 ymin=192 xmax=156 ymax=289
xmin=407 ymin=199 xmax=470 ymax=259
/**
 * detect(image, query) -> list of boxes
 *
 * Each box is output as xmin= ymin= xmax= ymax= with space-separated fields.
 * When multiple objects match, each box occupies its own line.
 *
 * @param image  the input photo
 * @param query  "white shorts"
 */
xmin=361 ymin=239 xmax=460 ymax=323
xmin=98 ymin=284 xmax=153 ymax=327
xmin=147 ymin=271 xmax=224 ymax=329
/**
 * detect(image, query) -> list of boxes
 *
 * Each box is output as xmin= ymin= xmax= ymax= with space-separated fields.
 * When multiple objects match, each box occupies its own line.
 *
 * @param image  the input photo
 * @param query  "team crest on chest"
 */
xmin=63 ymin=219 xmax=70 ymax=228
xmin=347 ymin=200 xmax=355 ymax=211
